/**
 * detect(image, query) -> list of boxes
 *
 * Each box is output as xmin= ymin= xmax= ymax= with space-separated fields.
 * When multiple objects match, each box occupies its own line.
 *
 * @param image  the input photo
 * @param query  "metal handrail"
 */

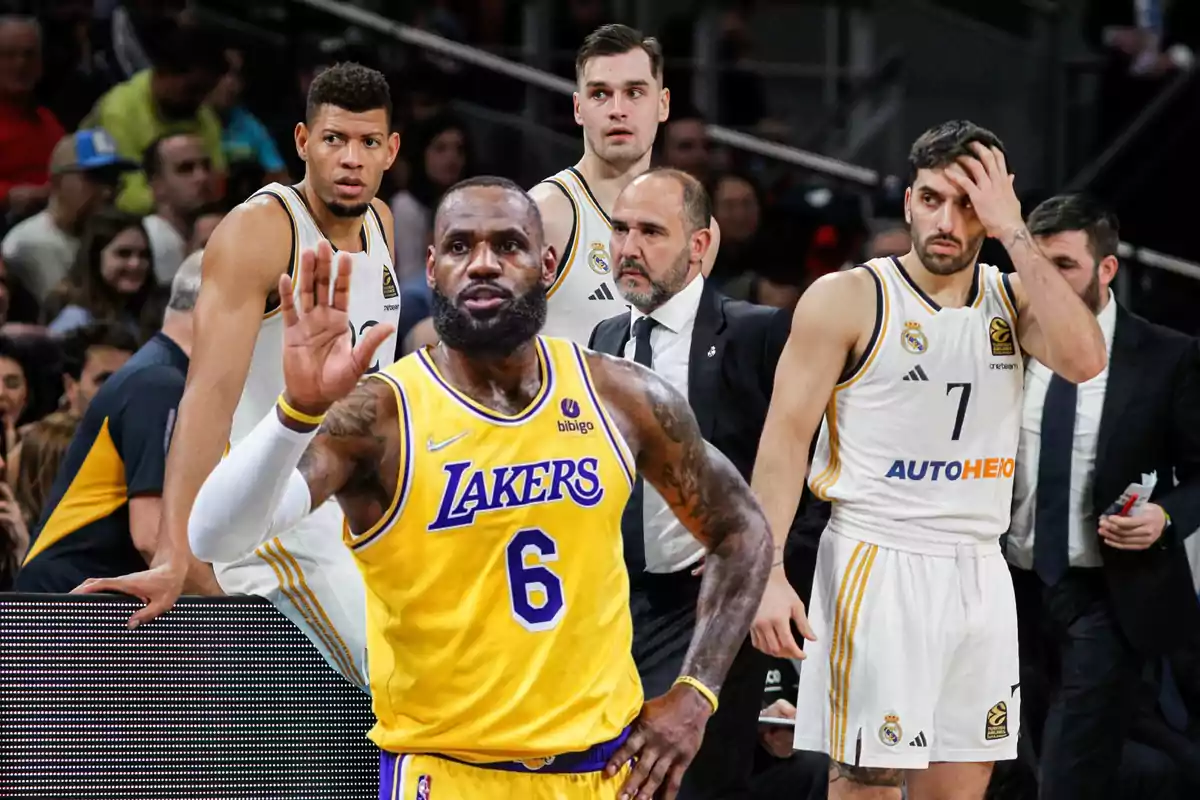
xmin=286 ymin=0 xmax=1200 ymax=280
xmin=288 ymin=0 xmax=879 ymax=187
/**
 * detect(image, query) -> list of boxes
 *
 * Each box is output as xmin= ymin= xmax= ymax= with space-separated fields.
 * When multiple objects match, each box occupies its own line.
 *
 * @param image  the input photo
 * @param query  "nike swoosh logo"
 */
xmin=427 ymin=432 xmax=468 ymax=452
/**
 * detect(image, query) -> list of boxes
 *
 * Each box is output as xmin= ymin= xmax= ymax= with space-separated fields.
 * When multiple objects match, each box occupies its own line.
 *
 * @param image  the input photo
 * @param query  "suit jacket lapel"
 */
xmin=688 ymin=281 xmax=727 ymax=439
xmin=593 ymin=312 xmax=632 ymax=356
xmin=1096 ymin=305 xmax=1140 ymax=480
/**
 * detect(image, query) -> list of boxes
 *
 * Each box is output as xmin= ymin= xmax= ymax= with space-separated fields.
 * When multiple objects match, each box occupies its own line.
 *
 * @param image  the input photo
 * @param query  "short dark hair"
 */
xmin=436 ymin=176 xmax=544 ymax=243
xmin=60 ymin=322 xmax=138 ymax=381
xmin=142 ymin=132 xmax=200 ymax=179
xmin=151 ymin=24 xmax=226 ymax=77
xmin=643 ymin=167 xmax=712 ymax=233
xmin=1027 ymin=193 xmax=1120 ymax=264
xmin=907 ymin=120 xmax=1006 ymax=184
xmin=306 ymin=62 xmax=392 ymax=125
xmin=575 ymin=24 xmax=664 ymax=82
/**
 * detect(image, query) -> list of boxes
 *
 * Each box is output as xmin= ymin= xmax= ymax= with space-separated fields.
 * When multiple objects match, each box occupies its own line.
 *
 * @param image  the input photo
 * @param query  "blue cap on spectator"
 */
xmin=49 ymin=129 xmax=137 ymax=176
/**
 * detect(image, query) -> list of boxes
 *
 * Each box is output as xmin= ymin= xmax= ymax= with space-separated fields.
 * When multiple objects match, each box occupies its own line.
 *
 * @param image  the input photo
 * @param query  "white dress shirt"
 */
xmin=1007 ymin=292 xmax=1118 ymax=571
xmin=143 ymin=214 xmax=187 ymax=285
xmin=623 ymin=274 xmax=707 ymax=573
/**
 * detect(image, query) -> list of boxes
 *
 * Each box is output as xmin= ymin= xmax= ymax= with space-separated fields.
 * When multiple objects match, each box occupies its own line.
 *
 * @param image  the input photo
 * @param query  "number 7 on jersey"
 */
xmin=946 ymin=382 xmax=972 ymax=441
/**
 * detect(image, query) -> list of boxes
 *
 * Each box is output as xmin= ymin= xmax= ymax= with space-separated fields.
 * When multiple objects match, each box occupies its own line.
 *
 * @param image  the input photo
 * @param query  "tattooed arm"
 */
xmin=589 ymin=352 xmax=773 ymax=800
xmin=188 ymin=379 xmax=399 ymax=563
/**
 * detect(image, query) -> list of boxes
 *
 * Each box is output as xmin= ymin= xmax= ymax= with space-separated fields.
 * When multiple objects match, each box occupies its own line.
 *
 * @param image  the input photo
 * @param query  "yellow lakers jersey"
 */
xmin=347 ymin=335 xmax=643 ymax=762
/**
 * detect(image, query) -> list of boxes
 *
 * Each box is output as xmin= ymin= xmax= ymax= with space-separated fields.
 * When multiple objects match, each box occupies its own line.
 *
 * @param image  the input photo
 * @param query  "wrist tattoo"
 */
xmin=1004 ymin=226 xmax=1032 ymax=250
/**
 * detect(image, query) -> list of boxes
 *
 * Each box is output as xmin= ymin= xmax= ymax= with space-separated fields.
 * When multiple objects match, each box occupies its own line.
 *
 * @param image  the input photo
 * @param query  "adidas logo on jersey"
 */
xmin=588 ymin=284 xmax=615 ymax=301
xmin=908 ymin=732 xmax=928 ymax=747
xmin=902 ymin=365 xmax=930 ymax=382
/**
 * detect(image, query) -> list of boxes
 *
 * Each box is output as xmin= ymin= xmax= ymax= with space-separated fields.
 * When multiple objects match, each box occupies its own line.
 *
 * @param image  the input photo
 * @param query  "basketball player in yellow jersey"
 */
xmin=750 ymin=122 xmax=1108 ymax=800
xmin=74 ymin=63 xmax=400 ymax=673
xmin=531 ymin=24 xmax=720 ymax=343
xmin=188 ymin=176 xmax=773 ymax=800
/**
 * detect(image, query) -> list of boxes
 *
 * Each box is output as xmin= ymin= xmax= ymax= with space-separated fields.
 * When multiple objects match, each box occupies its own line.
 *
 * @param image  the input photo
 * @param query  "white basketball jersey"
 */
xmin=809 ymin=257 xmax=1025 ymax=548
xmin=538 ymin=167 xmax=627 ymax=343
xmin=230 ymin=183 xmax=402 ymax=447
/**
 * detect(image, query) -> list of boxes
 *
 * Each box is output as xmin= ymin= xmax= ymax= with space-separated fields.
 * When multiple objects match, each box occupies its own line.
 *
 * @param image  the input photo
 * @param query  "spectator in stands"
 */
xmin=83 ymin=23 xmax=226 ymax=216
xmin=15 ymin=249 xmax=198 ymax=595
xmin=187 ymin=205 xmax=224 ymax=253
xmin=11 ymin=410 xmax=80 ymax=541
xmin=661 ymin=108 xmax=713 ymax=185
xmin=0 ymin=16 xmax=66 ymax=223
xmin=44 ymin=208 xmax=163 ymax=341
xmin=1006 ymin=195 xmax=1200 ymax=798
xmin=59 ymin=322 xmax=138 ymax=416
xmin=0 ymin=453 xmax=28 ymax=591
xmin=389 ymin=111 xmax=473 ymax=280
xmin=142 ymin=133 xmax=212 ymax=283
xmin=750 ymin=658 xmax=827 ymax=800
xmin=1 ymin=130 xmax=135 ymax=304
xmin=0 ymin=335 xmax=31 ymax=437
xmin=865 ymin=219 xmax=912 ymax=260
xmin=207 ymin=46 xmax=288 ymax=186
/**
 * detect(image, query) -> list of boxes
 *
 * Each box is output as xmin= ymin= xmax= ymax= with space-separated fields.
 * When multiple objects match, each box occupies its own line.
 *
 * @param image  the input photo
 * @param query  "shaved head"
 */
xmin=436 ymin=176 xmax=545 ymax=245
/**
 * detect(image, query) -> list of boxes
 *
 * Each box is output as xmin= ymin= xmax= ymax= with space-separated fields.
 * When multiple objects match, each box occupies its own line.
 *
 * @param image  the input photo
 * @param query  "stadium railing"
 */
xmin=284 ymin=0 xmax=1200 ymax=286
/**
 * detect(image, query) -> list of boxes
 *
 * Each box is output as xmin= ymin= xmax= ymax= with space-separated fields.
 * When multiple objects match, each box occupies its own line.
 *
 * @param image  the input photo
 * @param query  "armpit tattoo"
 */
xmin=829 ymin=762 xmax=904 ymax=788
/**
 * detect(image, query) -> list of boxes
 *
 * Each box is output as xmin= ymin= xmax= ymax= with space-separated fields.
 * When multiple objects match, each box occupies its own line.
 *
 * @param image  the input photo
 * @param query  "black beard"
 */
xmin=431 ymin=282 xmax=547 ymax=358
xmin=327 ymin=201 xmax=371 ymax=218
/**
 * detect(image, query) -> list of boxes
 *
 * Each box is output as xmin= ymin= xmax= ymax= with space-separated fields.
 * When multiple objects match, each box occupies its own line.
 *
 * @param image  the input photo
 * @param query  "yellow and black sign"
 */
xmin=382 ymin=265 xmax=399 ymax=299
xmin=989 ymin=317 xmax=1015 ymax=357
xmin=985 ymin=701 xmax=1009 ymax=740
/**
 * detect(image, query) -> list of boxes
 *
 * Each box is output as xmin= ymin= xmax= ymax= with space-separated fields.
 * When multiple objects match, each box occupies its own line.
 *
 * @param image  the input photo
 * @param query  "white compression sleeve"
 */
xmin=189 ymin=407 xmax=317 ymax=564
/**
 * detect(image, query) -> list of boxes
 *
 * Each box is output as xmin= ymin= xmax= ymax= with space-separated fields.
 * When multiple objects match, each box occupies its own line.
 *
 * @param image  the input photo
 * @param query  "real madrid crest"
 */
xmin=879 ymin=712 xmax=903 ymax=747
xmin=901 ymin=320 xmax=928 ymax=355
xmin=588 ymin=241 xmax=611 ymax=275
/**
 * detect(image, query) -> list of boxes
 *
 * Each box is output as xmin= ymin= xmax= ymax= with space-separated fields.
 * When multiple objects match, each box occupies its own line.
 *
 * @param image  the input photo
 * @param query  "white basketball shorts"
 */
xmin=792 ymin=529 xmax=1020 ymax=769
xmin=213 ymin=500 xmax=370 ymax=692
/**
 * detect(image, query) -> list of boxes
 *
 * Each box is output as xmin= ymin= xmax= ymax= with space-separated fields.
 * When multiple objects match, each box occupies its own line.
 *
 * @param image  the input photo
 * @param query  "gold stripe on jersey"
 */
xmin=994 ymin=270 xmax=1018 ymax=324
xmin=566 ymin=168 xmax=613 ymax=228
xmin=810 ymin=266 xmax=889 ymax=500
xmin=972 ymin=263 xmax=986 ymax=308
xmin=828 ymin=540 xmax=865 ymax=762
xmin=830 ymin=543 xmax=878 ymax=763
xmin=543 ymin=177 xmax=580 ymax=298
xmin=257 ymin=538 xmax=366 ymax=687
xmin=260 ymin=188 xmax=300 ymax=320
xmin=343 ymin=371 xmax=414 ymax=552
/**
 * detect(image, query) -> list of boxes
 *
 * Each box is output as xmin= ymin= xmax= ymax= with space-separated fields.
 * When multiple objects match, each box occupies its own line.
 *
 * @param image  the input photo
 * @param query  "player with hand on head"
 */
xmin=188 ymin=176 xmax=771 ymax=800
xmin=750 ymin=121 xmax=1107 ymax=798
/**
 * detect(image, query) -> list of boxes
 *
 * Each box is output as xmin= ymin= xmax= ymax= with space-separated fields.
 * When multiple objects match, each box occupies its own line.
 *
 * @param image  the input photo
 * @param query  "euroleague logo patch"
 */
xmin=989 ymin=316 xmax=1015 ymax=357
xmin=558 ymin=397 xmax=594 ymax=434
xmin=985 ymin=701 xmax=1009 ymax=740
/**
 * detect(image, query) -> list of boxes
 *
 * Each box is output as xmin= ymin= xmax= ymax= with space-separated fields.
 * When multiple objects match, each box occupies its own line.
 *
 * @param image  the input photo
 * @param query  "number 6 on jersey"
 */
xmin=505 ymin=528 xmax=566 ymax=631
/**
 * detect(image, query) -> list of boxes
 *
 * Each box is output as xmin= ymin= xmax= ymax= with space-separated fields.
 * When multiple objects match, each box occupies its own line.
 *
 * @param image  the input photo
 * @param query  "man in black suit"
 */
xmin=589 ymin=167 xmax=791 ymax=799
xmin=1004 ymin=194 xmax=1200 ymax=799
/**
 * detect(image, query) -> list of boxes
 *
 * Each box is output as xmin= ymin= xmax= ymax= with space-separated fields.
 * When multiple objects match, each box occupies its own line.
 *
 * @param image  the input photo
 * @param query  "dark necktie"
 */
xmin=620 ymin=316 xmax=657 ymax=573
xmin=1034 ymin=373 xmax=1077 ymax=586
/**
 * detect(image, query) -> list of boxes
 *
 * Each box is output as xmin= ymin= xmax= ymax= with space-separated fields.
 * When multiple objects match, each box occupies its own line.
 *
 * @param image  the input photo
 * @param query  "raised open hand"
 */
xmin=279 ymin=240 xmax=394 ymax=415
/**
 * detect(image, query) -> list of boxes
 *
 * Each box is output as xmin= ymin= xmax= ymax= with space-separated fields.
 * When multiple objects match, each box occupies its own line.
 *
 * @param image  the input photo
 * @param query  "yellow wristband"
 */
xmin=674 ymin=676 xmax=719 ymax=714
xmin=277 ymin=394 xmax=326 ymax=427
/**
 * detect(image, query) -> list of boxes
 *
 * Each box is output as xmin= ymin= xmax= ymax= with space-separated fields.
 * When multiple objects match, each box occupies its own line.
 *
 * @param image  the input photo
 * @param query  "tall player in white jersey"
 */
xmin=74 ymin=63 xmax=401 ymax=690
xmin=749 ymin=121 xmax=1108 ymax=799
xmin=531 ymin=24 xmax=719 ymax=343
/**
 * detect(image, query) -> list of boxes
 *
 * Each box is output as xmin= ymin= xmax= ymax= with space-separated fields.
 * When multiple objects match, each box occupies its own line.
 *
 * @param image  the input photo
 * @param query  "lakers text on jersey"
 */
xmin=538 ymin=168 xmax=626 ymax=343
xmin=809 ymin=256 xmax=1025 ymax=550
xmin=212 ymin=183 xmax=403 ymax=692
xmin=348 ymin=336 xmax=643 ymax=765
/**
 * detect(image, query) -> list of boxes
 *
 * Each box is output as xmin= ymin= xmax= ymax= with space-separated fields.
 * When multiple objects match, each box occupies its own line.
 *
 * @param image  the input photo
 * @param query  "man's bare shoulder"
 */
xmin=529 ymin=180 xmax=573 ymax=214
xmin=203 ymin=194 xmax=294 ymax=293
xmin=791 ymin=267 xmax=879 ymax=337
xmin=582 ymin=349 xmax=682 ymax=452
